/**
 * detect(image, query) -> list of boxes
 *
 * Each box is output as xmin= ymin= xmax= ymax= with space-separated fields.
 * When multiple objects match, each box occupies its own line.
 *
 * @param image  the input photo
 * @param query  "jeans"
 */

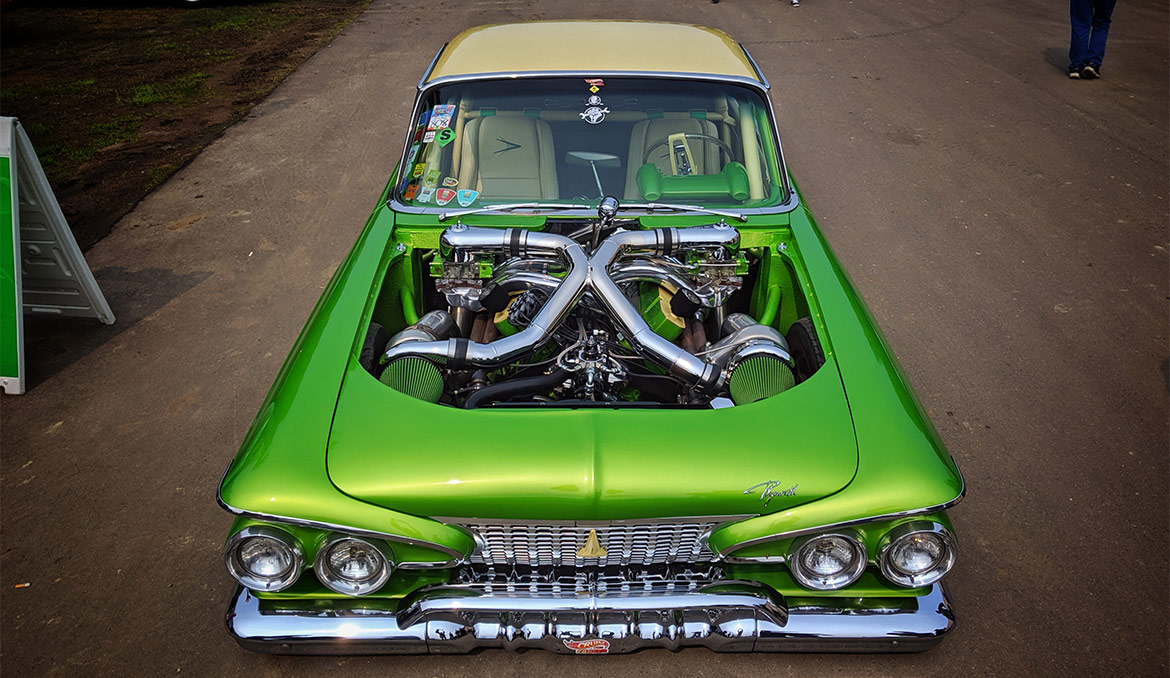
xmin=1069 ymin=0 xmax=1118 ymax=72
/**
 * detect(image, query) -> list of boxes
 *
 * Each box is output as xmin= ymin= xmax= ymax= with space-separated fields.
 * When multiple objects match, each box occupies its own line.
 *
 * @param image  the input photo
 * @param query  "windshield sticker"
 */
xmin=411 ymin=163 xmax=426 ymax=179
xmin=422 ymin=130 xmax=436 ymax=143
xmin=417 ymin=186 xmax=435 ymax=204
xmin=406 ymin=143 xmax=420 ymax=164
xmin=442 ymin=176 xmax=458 ymax=188
xmin=424 ymin=169 xmax=441 ymax=188
xmin=580 ymin=94 xmax=610 ymax=125
xmin=403 ymin=184 xmax=418 ymax=200
xmin=427 ymin=104 xmax=456 ymax=130
xmin=456 ymin=189 xmax=478 ymax=207
xmin=435 ymin=188 xmax=456 ymax=206
xmin=436 ymin=128 xmax=457 ymax=148
xmin=585 ymin=78 xmax=605 ymax=93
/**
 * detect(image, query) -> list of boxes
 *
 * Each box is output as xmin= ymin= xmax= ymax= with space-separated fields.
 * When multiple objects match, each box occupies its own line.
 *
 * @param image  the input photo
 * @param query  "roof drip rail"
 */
xmin=739 ymin=44 xmax=771 ymax=90
xmin=417 ymin=43 xmax=447 ymax=90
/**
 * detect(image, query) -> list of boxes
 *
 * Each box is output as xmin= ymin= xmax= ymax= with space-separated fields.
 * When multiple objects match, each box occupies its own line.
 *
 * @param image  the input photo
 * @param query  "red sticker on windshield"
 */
xmin=585 ymin=78 xmax=605 ymax=94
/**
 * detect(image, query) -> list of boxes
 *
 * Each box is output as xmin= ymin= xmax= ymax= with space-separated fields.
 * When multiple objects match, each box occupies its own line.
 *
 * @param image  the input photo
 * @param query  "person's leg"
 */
xmin=1086 ymin=0 xmax=1118 ymax=68
xmin=1068 ymin=0 xmax=1093 ymax=73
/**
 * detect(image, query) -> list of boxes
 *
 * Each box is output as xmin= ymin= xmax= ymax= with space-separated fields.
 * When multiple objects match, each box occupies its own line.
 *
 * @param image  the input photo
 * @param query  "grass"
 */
xmin=0 ymin=0 xmax=372 ymax=249
xmin=130 ymin=72 xmax=209 ymax=107
xmin=0 ymin=78 xmax=97 ymax=101
xmin=35 ymin=115 xmax=141 ymax=180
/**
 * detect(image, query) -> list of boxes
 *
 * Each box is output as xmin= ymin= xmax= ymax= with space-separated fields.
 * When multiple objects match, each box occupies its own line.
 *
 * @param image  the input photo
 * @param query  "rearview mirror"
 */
xmin=565 ymin=151 xmax=621 ymax=168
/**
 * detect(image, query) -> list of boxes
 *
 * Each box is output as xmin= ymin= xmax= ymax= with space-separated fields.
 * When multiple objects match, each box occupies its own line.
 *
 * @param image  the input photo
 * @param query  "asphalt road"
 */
xmin=2 ymin=1 xmax=1167 ymax=676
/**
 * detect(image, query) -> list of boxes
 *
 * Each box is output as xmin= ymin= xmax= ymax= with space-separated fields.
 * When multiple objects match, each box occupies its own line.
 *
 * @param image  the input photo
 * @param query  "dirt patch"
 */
xmin=0 ymin=0 xmax=370 ymax=251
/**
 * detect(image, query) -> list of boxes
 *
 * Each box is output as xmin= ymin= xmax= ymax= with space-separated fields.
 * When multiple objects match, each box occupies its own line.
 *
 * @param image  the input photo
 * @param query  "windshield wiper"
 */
xmin=620 ymin=202 xmax=748 ymax=222
xmin=438 ymin=202 xmax=594 ymax=222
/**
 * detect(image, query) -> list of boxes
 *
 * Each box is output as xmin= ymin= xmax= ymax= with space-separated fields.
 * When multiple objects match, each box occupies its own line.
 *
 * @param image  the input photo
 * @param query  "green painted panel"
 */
xmin=0 ymin=156 xmax=19 ymax=386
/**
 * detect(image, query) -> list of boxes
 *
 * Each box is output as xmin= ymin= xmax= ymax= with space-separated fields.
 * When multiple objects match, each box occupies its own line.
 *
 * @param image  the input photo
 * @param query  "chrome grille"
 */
xmin=463 ymin=521 xmax=722 ymax=568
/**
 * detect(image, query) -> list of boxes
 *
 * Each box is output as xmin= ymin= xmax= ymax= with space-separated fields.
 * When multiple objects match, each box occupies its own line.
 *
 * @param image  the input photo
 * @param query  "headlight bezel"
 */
xmin=787 ymin=530 xmax=867 ymax=590
xmin=313 ymin=534 xmax=395 ymax=596
xmin=225 ymin=525 xmax=304 ymax=592
xmin=878 ymin=521 xmax=957 ymax=587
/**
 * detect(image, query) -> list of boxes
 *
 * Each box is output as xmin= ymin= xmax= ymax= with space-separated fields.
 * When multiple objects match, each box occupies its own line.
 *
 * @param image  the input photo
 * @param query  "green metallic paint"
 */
xmin=327 ymin=350 xmax=855 ymax=520
xmin=217 ymin=206 xmax=474 ymax=563
xmin=707 ymin=203 xmax=963 ymax=557
xmin=219 ymin=74 xmax=961 ymax=598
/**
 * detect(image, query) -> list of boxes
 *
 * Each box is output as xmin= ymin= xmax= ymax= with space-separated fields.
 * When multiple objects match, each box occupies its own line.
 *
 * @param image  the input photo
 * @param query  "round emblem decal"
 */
xmin=580 ymin=95 xmax=610 ymax=125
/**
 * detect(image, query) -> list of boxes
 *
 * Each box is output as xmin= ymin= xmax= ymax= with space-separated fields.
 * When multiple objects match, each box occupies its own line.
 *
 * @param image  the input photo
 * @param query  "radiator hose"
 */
xmin=463 ymin=368 xmax=570 ymax=410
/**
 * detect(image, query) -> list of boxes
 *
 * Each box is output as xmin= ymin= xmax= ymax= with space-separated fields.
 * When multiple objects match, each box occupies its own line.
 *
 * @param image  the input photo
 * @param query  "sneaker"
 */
xmin=1081 ymin=64 xmax=1100 ymax=79
xmin=1068 ymin=71 xmax=1080 ymax=79
xmin=791 ymin=0 xmax=800 ymax=5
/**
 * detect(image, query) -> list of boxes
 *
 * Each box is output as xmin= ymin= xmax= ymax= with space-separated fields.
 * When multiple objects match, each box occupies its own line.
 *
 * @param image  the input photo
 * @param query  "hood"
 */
xmin=326 ymin=356 xmax=857 ymax=521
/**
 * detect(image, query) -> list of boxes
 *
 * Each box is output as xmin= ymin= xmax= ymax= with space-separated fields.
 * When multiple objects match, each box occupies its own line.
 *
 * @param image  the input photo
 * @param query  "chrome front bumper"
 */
xmin=226 ymin=581 xmax=954 ymax=654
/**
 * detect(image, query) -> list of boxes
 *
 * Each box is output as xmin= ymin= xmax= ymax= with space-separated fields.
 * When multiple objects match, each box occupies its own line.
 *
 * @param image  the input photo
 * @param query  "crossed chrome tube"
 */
xmin=382 ymin=223 xmax=771 ymax=393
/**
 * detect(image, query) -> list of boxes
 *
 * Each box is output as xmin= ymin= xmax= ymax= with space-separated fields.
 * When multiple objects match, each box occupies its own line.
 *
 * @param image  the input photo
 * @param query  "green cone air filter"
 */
xmin=728 ymin=355 xmax=796 ymax=405
xmin=380 ymin=357 xmax=444 ymax=403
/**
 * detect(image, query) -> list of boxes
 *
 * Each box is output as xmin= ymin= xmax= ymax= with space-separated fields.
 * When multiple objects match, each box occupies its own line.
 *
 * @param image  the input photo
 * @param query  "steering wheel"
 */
xmin=643 ymin=133 xmax=735 ymax=170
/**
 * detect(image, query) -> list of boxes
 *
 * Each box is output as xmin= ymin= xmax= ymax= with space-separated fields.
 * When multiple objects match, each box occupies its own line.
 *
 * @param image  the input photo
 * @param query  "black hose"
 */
xmin=464 ymin=368 xmax=570 ymax=409
xmin=627 ymin=372 xmax=683 ymax=403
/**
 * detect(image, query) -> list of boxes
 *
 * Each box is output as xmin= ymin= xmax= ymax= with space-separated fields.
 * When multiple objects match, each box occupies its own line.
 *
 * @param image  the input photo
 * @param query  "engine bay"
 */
xmin=363 ymin=204 xmax=822 ymax=409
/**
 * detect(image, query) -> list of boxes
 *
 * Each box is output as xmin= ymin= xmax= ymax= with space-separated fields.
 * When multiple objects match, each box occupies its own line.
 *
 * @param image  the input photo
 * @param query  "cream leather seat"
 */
xmin=457 ymin=115 xmax=559 ymax=199
xmin=624 ymin=118 xmax=722 ymax=200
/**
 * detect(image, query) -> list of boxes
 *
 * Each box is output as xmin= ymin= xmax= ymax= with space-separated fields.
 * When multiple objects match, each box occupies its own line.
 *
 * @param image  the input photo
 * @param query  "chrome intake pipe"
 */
xmin=383 ymin=226 xmax=587 ymax=367
xmin=704 ymin=313 xmax=792 ymax=370
xmin=589 ymin=226 xmax=739 ymax=392
xmin=384 ymin=223 xmax=755 ymax=394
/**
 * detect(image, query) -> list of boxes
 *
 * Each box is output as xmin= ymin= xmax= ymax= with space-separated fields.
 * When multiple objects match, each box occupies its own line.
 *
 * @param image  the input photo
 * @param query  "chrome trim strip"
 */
xmin=216 ymin=498 xmax=466 ymax=570
xmin=711 ymin=486 xmax=966 ymax=559
xmin=416 ymin=44 xmax=447 ymax=90
xmin=423 ymin=70 xmax=767 ymax=89
xmin=739 ymin=44 xmax=771 ymax=90
xmin=433 ymin=514 xmax=754 ymax=526
xmin=225 ymin=582 xmax=954 ymax=654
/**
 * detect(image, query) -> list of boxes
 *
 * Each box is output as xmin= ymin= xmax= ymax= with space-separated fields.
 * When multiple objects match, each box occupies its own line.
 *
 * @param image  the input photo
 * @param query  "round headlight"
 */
xmin=225 ymin=526 xmax=303 ymax=592
xmin=878 ymin=521 xmax=957 ymax=587
xmin=314 ymin=536 xmax=394 ymax=596
xmin=788 ymin=531 xmax=866 ymax=590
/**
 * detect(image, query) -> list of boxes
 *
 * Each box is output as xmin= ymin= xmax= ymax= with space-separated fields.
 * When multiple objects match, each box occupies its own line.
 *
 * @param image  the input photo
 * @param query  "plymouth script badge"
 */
xmin=563 ymin=638 xmax=611 ymax=654
xmin=744 ymin=480 xmax=799 ymax=507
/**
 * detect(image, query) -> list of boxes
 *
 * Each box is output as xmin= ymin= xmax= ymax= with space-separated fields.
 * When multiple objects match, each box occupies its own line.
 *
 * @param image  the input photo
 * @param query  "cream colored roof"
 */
xmin=426 ymin=21 xmax=761 ymax=84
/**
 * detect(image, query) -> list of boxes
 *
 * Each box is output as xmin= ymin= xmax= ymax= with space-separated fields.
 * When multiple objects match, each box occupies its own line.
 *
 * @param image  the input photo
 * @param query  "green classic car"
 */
xmin=219 ymin=21 xmax=964 ymax=655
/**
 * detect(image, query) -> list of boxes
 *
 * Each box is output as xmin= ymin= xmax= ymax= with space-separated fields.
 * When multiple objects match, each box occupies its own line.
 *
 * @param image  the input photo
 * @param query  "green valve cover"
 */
xmin=638 ymin=284 xmax=685 ymax=342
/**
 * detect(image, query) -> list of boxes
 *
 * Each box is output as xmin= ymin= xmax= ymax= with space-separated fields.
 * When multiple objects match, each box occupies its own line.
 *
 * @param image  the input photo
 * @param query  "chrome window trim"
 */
xmin=422 ymin=70 xmax=767 ymax=89
xmin=710 ymin=484 xmax=966 ymax=559
xmin=217 ymin=493 xmax=466 ymax=570
xmin=392 ymin=71 xmax=799 ymax=217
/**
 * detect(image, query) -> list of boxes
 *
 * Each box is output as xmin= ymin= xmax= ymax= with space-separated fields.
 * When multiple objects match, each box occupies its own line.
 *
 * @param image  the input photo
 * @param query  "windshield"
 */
xmin=394 ymin=77 xmax=785 ymax=211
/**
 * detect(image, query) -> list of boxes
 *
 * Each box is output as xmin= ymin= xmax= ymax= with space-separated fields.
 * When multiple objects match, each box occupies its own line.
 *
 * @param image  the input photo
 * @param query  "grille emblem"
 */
xmin=564 ymin=638 xmax=610 ymax=654
xmin=576 ymin=529 xmax=608 ymax=558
